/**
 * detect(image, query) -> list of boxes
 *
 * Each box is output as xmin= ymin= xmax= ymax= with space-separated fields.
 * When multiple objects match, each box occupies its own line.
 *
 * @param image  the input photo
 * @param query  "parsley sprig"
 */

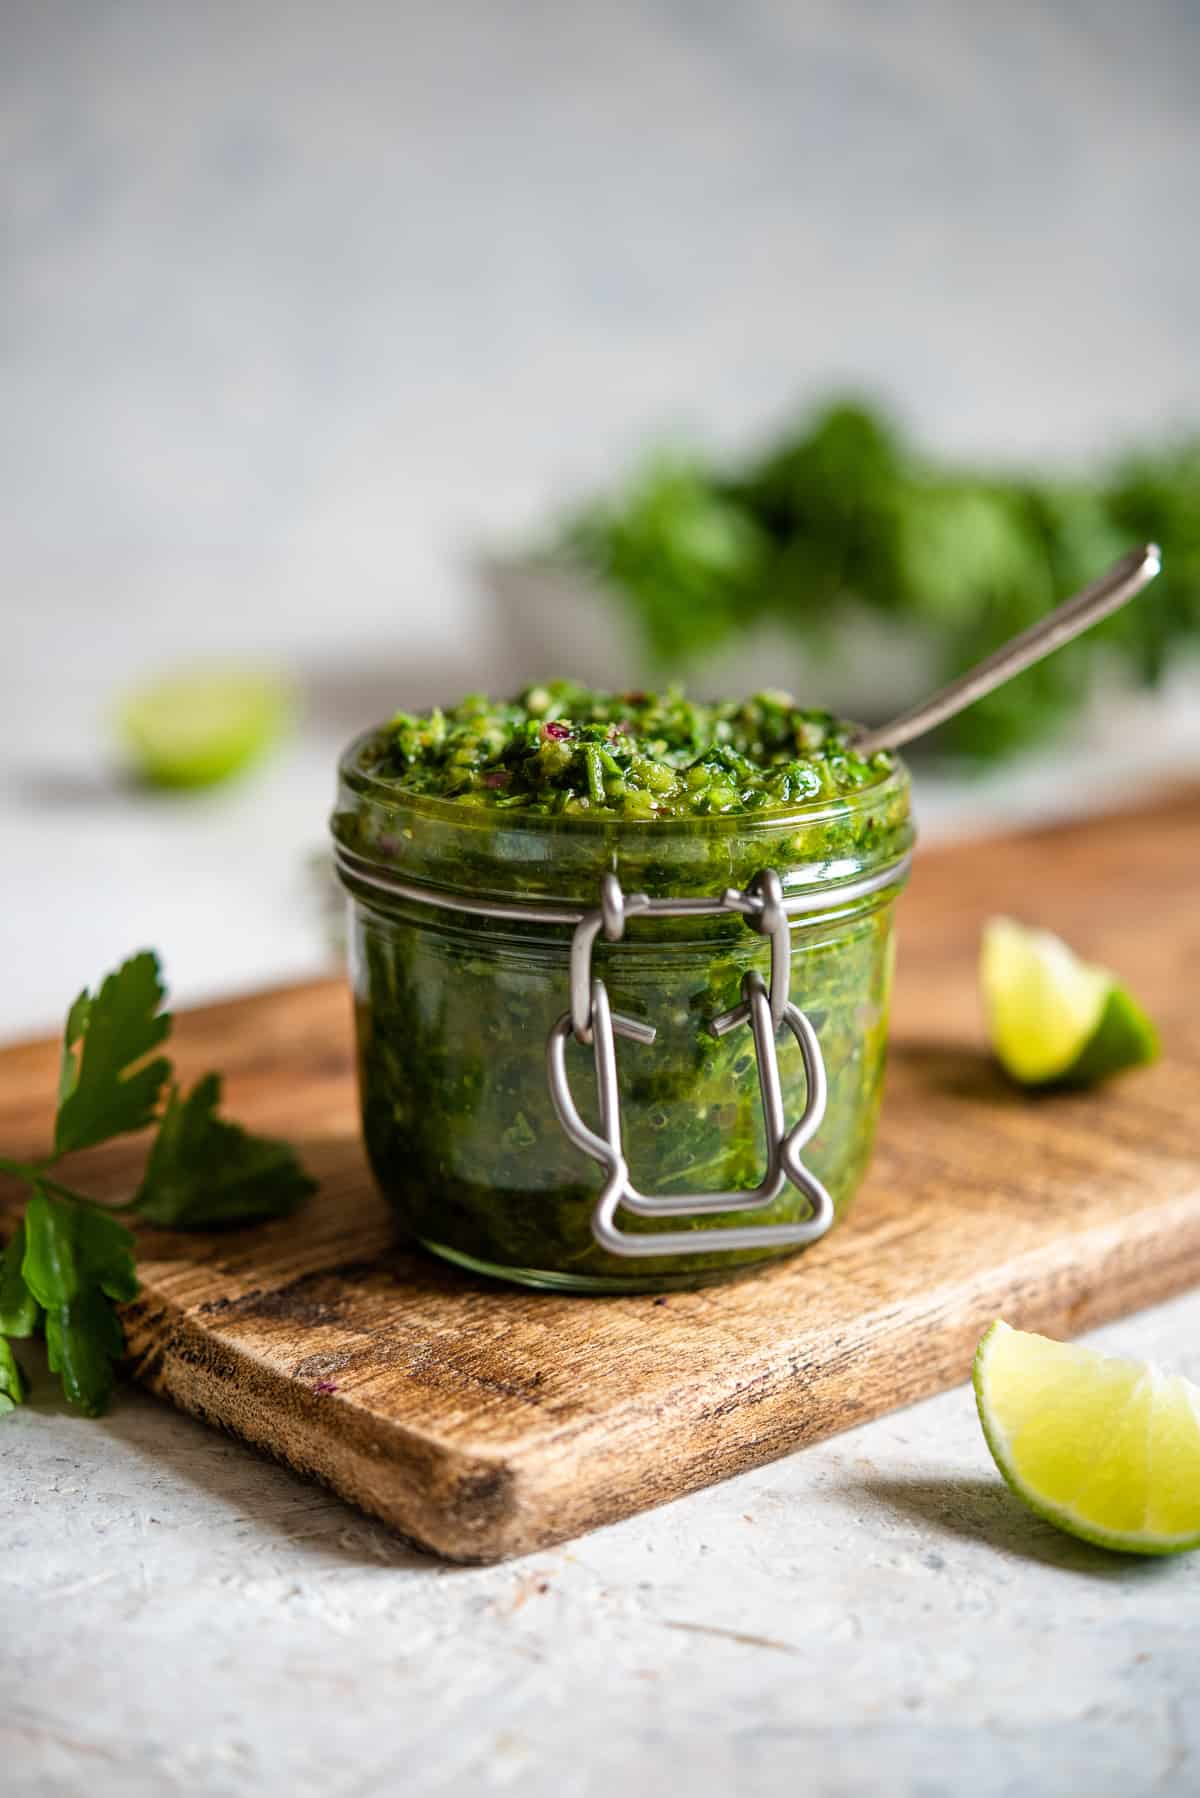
xmin=0 ymin=951 xmax=316 ymax=1417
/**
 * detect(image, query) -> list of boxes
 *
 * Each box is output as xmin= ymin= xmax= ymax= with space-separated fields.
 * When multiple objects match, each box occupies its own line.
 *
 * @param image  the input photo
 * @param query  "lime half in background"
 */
xmin=118 ymin=668 xmax=295 ymax=790
xmin=980 ymin=915 xmax=1158 ymax=1088
xmin=975 ymin=1321 xmax=1200 ymax=1555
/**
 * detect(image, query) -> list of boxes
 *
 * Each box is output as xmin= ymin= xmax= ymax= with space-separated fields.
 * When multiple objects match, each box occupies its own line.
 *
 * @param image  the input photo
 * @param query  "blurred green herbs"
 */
xmin=559 ymin=400 xmax=1200 ymax=758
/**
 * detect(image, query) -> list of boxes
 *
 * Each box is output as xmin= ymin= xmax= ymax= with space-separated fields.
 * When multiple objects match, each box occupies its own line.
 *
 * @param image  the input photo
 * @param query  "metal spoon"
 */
xmin=853 ymin=542 xmax=1162 ymax=757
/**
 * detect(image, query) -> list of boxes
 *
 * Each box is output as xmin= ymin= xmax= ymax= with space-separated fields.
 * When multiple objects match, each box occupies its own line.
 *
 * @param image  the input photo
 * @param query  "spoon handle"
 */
xmin=853 ymin=542 xmax=1162 ymax=757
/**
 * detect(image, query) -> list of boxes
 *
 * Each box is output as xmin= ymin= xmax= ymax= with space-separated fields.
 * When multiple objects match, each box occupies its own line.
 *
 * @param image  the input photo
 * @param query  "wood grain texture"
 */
xmin=2 ymin=786 xmax=1198 ymax=1562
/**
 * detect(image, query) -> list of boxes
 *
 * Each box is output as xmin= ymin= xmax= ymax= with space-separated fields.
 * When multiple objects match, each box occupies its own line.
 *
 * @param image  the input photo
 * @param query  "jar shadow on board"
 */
xmin=332 ymin=740 xmax=914 ymax=1294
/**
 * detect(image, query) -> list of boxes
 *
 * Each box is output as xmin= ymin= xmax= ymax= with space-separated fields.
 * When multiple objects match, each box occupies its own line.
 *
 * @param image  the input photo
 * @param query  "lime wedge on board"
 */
xmin=980 ymin=916 xmax=1158 ymax=1087
xmin=975 ymin=1321 xmax=1200 ymax=1555
xmin=119 ymin=669 xmax=294 ymax=789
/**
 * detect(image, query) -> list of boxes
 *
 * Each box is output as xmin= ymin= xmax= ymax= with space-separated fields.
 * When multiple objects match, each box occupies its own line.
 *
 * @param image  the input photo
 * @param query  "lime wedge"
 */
xmin=118 ymin=669 xmax=294 ymax=789
xmin=980 ymin=916 xmax=1158 ymax=1087
xmin=974 ymin=1320 xmax=1200 ymax=1555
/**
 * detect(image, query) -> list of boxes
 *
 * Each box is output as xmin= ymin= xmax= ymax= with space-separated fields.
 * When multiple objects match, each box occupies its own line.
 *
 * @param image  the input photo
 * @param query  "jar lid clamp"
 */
xmin=333 ymin=842 xmax=911 ymax=1261
xmin=549 ymin=869 xmax=835 ymax=1258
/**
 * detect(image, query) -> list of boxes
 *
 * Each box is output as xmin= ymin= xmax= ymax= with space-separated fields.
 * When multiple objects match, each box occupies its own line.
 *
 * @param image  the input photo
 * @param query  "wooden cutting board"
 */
xmin=2 ymin=787 xmax=1198 ymax=1562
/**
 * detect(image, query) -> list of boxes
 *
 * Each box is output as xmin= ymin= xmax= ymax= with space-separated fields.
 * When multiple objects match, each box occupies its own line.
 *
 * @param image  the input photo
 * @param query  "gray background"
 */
xmin=6 ymin=0 xmax=1200 ymax=687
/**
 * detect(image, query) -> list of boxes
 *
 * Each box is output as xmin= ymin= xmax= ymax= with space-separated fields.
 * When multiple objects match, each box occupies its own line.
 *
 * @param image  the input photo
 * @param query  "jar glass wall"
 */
xmin=333 ymin=738 xmax=913 ymax=1293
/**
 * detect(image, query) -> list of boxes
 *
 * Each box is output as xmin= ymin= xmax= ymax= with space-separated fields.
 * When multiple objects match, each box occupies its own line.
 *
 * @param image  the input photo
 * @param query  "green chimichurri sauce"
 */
xmin=359 ymin=681 xmax=896 ymax=820
xmin=334 ymin=683 xmax=914 ymax=1293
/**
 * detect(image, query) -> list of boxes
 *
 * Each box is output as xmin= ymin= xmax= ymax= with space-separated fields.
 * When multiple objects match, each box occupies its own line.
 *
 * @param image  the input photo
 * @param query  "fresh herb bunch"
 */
xmin=0 ymin=952 xmax=317 ymax=1418
xmin=559 ymin=399 xmax=1200 ymax=757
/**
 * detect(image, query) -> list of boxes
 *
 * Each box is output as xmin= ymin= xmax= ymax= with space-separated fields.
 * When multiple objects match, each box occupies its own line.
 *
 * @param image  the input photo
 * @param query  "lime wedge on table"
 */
xmin=119 ymin=669 xmax=293 ymax=789
xmin=980 ymin=916 xmax=1158 ymax=1087
xmin=974 ymin=1321 xmax=1200 ymax=1555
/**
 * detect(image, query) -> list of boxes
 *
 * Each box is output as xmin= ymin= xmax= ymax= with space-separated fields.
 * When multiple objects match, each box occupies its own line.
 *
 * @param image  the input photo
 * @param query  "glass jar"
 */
xmin=332 ymin=737 xmax=914 ymax=1293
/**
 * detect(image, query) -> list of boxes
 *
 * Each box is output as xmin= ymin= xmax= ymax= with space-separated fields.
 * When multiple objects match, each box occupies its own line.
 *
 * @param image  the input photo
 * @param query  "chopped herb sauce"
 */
xmin=358 ymin=681 xmax=895 ymax=820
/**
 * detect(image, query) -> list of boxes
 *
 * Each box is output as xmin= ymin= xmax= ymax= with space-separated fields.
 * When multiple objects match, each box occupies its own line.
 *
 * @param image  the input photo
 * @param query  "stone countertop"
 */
xmin=5 ymin=1292 xmax=1199 ymax=1798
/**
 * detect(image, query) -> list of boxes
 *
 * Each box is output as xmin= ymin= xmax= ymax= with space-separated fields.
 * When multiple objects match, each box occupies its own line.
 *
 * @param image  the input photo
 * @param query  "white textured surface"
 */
xmin=5 ymin=1294 xmax=1200 ymax=1798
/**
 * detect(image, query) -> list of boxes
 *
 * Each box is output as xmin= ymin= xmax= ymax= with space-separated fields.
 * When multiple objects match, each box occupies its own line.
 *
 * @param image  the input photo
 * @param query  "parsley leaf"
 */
xmin=22 ymin=1189 xmax=139 ymax=1416
xmin=1 ymin=950 xmax=315 ymax=1419
xmin=45 ymin=1292 xmax=128 ymax=1419
xmin=0 ymin=1224 xmax=40 ymax=1337
xmin=0 ymin=1337 xmax=28 ymax=1414
xmin=133 ymin=1074 xmax=318 ymax=1228
xmin=54 ymin=952 xmax=172 ymax=1156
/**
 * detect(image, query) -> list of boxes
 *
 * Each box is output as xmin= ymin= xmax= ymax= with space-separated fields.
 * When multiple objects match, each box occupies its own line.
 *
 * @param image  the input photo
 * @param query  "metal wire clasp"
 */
xmin=545 ymin=872 xmax=835 ymax=1259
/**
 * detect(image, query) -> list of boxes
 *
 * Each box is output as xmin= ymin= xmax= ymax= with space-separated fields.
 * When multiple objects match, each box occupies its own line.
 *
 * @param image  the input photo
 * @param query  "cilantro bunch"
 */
xmin=558 ymin=398 xmax=1200 ymax=759
xmin=0 ymin=952 xmax=316 ymax=1418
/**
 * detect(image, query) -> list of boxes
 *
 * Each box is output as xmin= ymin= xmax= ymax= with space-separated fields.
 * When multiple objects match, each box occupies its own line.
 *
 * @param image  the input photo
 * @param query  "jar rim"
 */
xmin=336 ymin=725 xmax=912 ymax=843
xmin=334 ymin=725 xmax=914 ymax=916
